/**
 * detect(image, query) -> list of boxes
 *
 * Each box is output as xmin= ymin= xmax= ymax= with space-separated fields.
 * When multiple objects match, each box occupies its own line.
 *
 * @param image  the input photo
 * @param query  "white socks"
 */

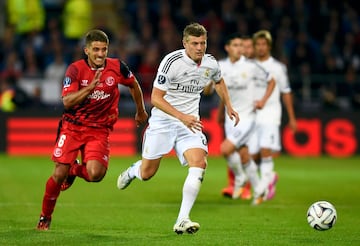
xmin=177 ymin=167 xmax=205 ymax=221
xmin=227 ymin=152 xmax=246 ymax=181
xmin=260 ymin=156 xmax=274 ymax=186
xmin=128 ymin=160 xmax=143 ymax=180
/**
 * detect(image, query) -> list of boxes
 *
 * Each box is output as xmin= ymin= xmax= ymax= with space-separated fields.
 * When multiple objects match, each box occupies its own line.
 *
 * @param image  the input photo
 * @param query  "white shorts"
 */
xmin=248 ymin=123 xmax=281 ymax=154
xmin=142 ymin=117 xmax=208 ymax=165
xmin=224 ymin=118 xmax=255 ymax=149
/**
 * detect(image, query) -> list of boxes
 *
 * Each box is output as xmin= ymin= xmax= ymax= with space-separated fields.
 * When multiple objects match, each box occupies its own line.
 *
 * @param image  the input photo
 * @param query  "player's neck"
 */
xmin=257 ymin=54 xmax=270 ymax=62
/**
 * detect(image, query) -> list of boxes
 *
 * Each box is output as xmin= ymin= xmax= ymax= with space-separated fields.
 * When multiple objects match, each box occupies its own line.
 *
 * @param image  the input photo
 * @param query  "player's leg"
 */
xmin=38 ymin=128 xmax=80 ymax=229
xmin=221 ymin=140 xmax=246 ymax=199
xmin=62 ymin=129 xmax=110 ymax=189
xmin=258 ymin=125 xmax=280 ymax=200
xmin=117 ymin=157 xmax=162 ymax=189
xmin=117 ymin=124 xmax=173 ymax=189
xmin=222 ymin=166 xmax=235 ymax=197
xmin=173 ymin=148 xmax=206 ymax=234
xmin=37 ymin=162 xmax=70 ymax=230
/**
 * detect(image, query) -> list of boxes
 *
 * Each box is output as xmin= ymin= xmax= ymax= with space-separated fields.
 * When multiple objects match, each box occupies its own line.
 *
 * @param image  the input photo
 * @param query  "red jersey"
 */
xmin=61 ymin=58 xmax=134 ymax=129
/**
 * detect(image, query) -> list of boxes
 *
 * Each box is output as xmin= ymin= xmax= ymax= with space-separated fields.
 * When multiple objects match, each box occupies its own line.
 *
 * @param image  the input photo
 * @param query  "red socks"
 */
xmin=41 ymin=177 xmax=60 ymax=218
xmin=69 ymin=164 xmax=91 ymax=182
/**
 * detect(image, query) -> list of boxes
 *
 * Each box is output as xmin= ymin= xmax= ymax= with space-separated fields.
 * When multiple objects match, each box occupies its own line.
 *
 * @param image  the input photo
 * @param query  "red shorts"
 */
xmin=52 ymin=120 xmax=110 ymax=168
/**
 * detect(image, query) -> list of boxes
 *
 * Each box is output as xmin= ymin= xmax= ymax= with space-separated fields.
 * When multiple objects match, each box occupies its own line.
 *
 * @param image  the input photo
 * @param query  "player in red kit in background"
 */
xmin=36 ymin=29 xmax=148 ymax=230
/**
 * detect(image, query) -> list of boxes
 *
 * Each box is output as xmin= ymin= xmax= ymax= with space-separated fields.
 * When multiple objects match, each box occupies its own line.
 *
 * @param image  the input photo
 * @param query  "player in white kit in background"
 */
xmin=248 ymin=30 xmax=297 ymax=200
xmin=217 ymin=33 xmax=275 ymax=205
xmin=117 ymin=23 xmax=239 ymax=234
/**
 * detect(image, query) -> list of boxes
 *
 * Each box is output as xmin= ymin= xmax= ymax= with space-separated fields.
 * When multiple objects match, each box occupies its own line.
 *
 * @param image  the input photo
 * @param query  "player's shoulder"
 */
xmin=162 ymin=49 xmax=184 ymax=62
xmin=160 ymin=49 xmax=185 ymax=73
xmin=269 ymin=57 xmax=287 ymax=71
xmin=106 ymin=57 xmax=120 ymax=65
xmin=203 ymin=53 xmax=220 ymax=68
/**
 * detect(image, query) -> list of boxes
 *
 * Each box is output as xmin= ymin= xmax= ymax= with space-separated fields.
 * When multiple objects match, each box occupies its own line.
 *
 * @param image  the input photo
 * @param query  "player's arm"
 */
xmin=282 ymin=92 xmax=297 ymax=132
xmin=151 ymin=87 xmax=203 ymax=132
xmin=254 ymin=77 xmax=276 ymax=109
xmin=62 ymin=70 xmax=101 ymax=110
xmin=127 ymin=77 xmax=148 ymax=126
xmin=214 ymin=78 xmax=239 ymax=126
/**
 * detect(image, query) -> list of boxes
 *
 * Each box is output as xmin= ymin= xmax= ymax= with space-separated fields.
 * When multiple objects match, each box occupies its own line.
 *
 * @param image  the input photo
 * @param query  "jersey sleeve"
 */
xmin=118 ymin=60 xmax=136 ymax=86
xmin=62 ymin=64 xmax=79 ymax=97
xmin=277 ymin=64 xmax=291 ymax=93
xmin=153 ymin=57 xmax=171 ymax=91
xmin=212 ymin=62 xmax=222 ymax=83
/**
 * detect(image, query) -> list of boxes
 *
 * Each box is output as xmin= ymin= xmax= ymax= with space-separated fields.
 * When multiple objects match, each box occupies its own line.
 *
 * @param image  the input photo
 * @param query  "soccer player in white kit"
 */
xmin=249 ymin=30 xmax=297 ymax=200
xmin=218 ymin=34 xmax=275 ymax=205
xmin=117 ymin=23 xmax=239 ymax=234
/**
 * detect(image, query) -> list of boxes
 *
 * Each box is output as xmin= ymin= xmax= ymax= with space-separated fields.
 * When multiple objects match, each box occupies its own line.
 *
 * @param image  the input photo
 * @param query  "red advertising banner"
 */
xmin=2 ymin=109 xmax=360 ymax=157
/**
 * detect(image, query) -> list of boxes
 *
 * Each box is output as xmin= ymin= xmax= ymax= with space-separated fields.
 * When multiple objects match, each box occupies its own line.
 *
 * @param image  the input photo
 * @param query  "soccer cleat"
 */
xmin=117 ymin=167 xmax=134 ymax=190
xmin=240 ymin=181 xmax=252 ymax=200
xmin=252 ymin=188 xmax=268 ymax=206
xmin=221 ymin=185 xmax=234 ymax=198
xmin=36 ymin=215 xmax=51 ymax=231
xmin=267 ymin=172 xmax=279 ymax=200
xmin=173 ymin=218 xmax=200 ymax=235
xmin=60 ymin=159 xmax=80 ymax=191
xmin=232 ymin=176 xmax=246 ymax=199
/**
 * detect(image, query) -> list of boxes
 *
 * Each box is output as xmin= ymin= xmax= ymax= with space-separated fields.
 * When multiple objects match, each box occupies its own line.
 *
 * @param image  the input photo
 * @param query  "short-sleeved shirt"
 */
xmin=254 ymin=56 xmax=291 ymax=125
xmin=219 ymin=56 xmax=272 ymax=122
xmin=151 ymin=49 xmax=222 ymax=120
xmin=62 ymin=58 xmax=135 ymax=130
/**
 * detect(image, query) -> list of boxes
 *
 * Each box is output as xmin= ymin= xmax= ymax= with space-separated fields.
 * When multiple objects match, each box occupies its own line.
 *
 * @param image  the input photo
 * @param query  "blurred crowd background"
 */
xmin=0 ymin=0 xmax=359 ymax=113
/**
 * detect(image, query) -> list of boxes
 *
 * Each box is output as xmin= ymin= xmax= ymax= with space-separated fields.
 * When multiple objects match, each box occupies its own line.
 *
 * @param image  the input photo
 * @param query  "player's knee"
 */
xmin=140 ymin=169 xmax=156 ymax=181
xmin=220 ymin=141 xmax=235 ymax=158
xmin=87 ymin=169 xmax=106 ymax=182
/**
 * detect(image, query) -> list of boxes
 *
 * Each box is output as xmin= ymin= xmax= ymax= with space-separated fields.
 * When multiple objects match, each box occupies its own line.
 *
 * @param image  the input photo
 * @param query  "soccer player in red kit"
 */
xmin=36 ymin=29 xmax=148 ymax=230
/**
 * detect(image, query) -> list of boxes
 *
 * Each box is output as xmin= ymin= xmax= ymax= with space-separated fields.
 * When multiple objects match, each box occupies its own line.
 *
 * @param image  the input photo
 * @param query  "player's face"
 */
xmin=242 ymin=39 xmax=255 ymax=59
xmin=183 ymin=35 xmax=207 ymax=64
xmin=254 ymin=38 xmax=270 ymax=60
xmin=85 ymin=41 xmax=108 ymax=68
xmin=225 ymin=38 xmax=242 ymax=62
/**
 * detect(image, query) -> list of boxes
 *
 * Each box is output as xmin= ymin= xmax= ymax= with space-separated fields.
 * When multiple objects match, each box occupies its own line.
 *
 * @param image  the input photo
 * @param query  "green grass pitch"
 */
xmin=0 ymin=154 xmax=359 ymax=245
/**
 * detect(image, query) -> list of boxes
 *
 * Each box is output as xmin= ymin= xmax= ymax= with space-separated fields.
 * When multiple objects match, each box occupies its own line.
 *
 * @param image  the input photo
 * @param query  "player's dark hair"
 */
xmin=85 ymin=29 xmax=109 ymax=46
xmin=224 ymin=33 xmax=242 ymax=45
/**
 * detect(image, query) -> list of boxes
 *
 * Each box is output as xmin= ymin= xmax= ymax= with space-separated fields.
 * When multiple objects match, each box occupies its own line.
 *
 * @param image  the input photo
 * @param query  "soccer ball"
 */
xmin=307 ymin=201 xmax=337 ymax=231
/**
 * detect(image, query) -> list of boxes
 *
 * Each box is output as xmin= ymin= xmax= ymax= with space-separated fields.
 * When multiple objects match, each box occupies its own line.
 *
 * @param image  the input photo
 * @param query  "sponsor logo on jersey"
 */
xmin=88 ymin=90 xmax=111 ymax=100
xmin=63 ymin=77 xmax=71 ymax=88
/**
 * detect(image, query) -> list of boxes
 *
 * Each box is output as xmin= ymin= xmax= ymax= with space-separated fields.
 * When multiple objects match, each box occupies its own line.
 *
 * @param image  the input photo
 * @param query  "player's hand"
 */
xmin=135 ymin=110 xmax=148 ymax=127
xmin=227 ymin=107 xmax=239 ymax=126
xmin=180 ymin=114 xmax=203 ymax=133
xmin=89 ymin=70 xmax=101 ymax=89
xmin=254 ymin=99 xmax=265 ymax=109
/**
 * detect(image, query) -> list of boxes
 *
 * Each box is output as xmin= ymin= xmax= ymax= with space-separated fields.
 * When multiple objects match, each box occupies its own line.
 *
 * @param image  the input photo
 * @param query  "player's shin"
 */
xmin=176 ymin=167 xmax=205 ymax=221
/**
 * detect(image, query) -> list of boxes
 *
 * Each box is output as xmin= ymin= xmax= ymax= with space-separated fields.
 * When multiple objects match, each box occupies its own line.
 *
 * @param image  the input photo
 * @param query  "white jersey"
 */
xmin=151 ymin=49 xmax=221 ymax=120
xmin=254 ymin=56 xmax=291 ymax=125
xmin=219 ymin=56 xmax=272 ymax=121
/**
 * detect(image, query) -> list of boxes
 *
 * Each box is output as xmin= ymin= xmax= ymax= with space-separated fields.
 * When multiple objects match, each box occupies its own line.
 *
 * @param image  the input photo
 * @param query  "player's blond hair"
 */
xmin=183 ymin=23 xmax=207 ymax=42
xmin=253 ymin=30 xmax=272 ymax=47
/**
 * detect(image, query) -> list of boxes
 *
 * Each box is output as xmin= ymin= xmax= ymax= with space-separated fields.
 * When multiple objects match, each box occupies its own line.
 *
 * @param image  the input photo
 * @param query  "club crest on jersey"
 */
xmin=63 ymin=77 xmax=71 ymax=88
xmin=157 ymin=75 xmax=166 ymax=84
xmin=204 ymin=69 xmax=210 ymax=78
xmin=105 ymin=76 xmax=115 ymax=86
